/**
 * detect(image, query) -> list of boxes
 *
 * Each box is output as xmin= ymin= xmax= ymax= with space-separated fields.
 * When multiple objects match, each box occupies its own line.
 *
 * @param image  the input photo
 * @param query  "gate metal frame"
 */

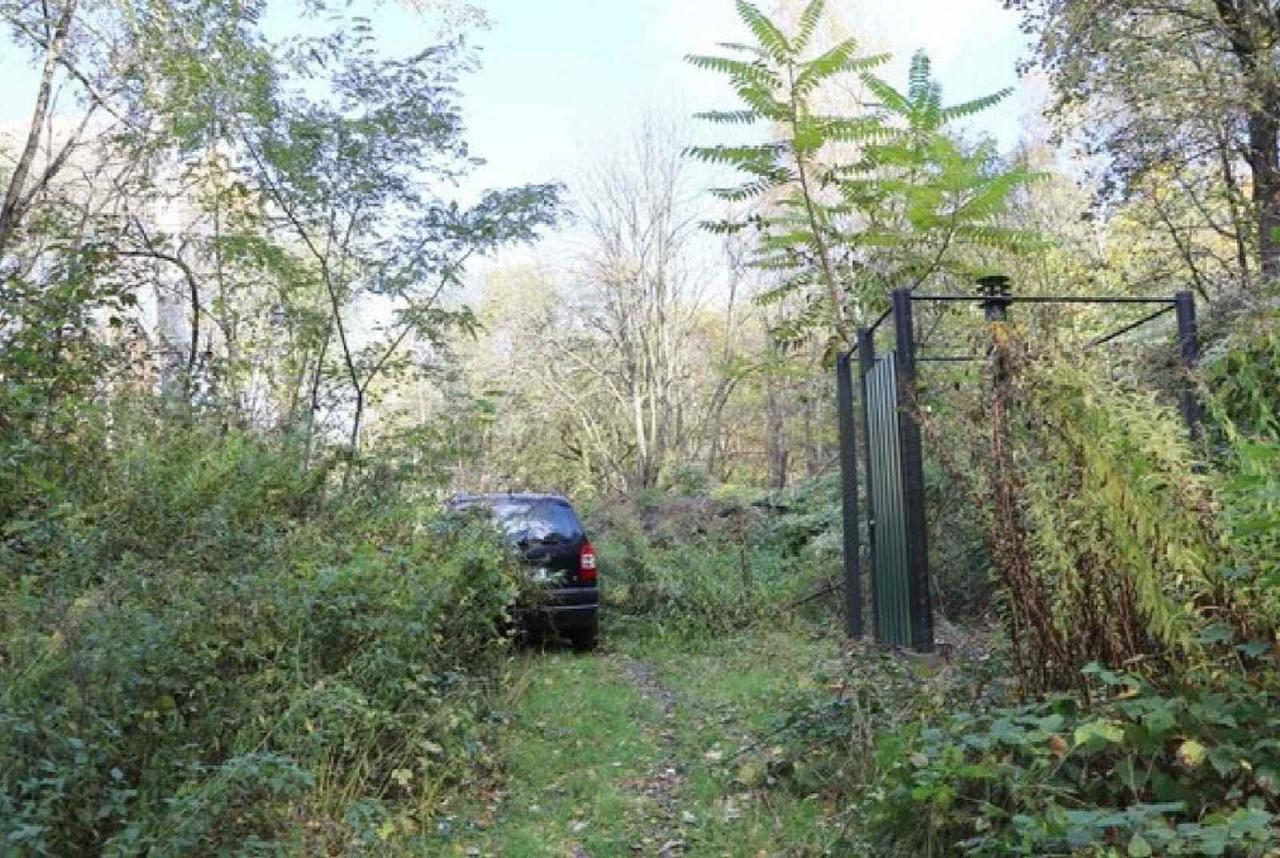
xmin=837 ymin=283 xmax=1202 ymax=652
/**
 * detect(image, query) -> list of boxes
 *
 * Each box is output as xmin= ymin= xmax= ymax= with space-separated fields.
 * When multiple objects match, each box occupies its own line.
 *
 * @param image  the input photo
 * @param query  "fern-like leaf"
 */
xmin=715 ymin=41 xmax=767 ymax=56
xmin=685 ymin=54 xmax=780 ymax=89
xmin=754 ymin=281 xmax=804 ymax=305
xmin=733 ymin=81 xmax=789 ymax=121
xmin=699 ymin=219 xmax=751 ymax=235
xmin=939 ymin=88 xmax=1014 ymax=123
xmin=819 ymin=116 xmax=899 ymax=145
xmin=685 ymin=143 xmax=786 ymax=168
xmin=735 ymin=0 xmax=792 ymax=63
xmin=692 ymin=109 xmax=760 ymax=125
xmin=952 ymin=224 xmax=1045 ymax=252
xmin=793 ymin=0 xmax=826 ymax=52
xmin=862 ymin=74 xmax=911 ymax=117
xmin=795 ymin=38 xmax=872 ymax=96
xmin=710 ymin=175 xmax=788 ymax=202
xmin=951 ymin=170 xmax=1039 ymax=221
xmin=906 ymin=51 xmax=933 ymax=105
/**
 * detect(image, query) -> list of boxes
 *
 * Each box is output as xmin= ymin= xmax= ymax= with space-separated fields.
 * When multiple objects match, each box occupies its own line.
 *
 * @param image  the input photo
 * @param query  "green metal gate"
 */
xmin=837 ymin=284 xmax=1200 ymax=654
xmin=865 ymin=354 xmax=913 ymax=646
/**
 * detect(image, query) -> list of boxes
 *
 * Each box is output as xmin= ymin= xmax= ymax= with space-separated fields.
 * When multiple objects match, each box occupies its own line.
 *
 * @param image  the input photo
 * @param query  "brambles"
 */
xmin=866 ymin=666 xmax=1280 ymax=856
xmin=0 ymin=409 xmax=519 ymax=852
xmin=590 ymin=477 xmax=844 ymax=638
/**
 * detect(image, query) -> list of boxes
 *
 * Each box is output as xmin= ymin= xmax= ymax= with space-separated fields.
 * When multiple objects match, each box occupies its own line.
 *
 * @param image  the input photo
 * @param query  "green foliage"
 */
xmin=1016 ymin=356 xmax=1228 ymax=681
xmin=866 ymin=667 xmax=1280 ymax=856
xmin=1218 ymin=433 xmax=1280 ymax=627
xmin=590 ymin=478 xmax=843 ymax=637
xmin=757 ymin=646 xmax=1280 ymax=856
xmin=593 ymin=513 xmax=778 ymax=636
xmin=236 ymin=19 xmax=561 ymax=447
xmin=924 ymin=451 xmax=992 ymax=621
xmin=0 ymin=407 xmax=518 ymax=853
xmin=765 ymin=318 xmax=1280 ymax=854
xmin=0 ymin=268 xmax=136 ymax=453
xmin=3 ymin=0 xmax=560 ymax=449
xmin=1206 ymin=309 xmax=1280 ymax=641
xmin=1208 ymin=308 xmax=1280 ymax=441
xmin=846 ymin=52 xmax=1041 ymax=279
xmin=920 ymin=332 xmax=1277 ymax=693
xmin=1008 ymin=0 xmax=1270 ymax=296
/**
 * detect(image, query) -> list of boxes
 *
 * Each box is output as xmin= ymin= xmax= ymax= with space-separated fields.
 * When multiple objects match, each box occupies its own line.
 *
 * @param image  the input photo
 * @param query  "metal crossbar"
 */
xmin=1087 ymin=304 xmax=1177 ymax=349
xmin=909 ymin=294 xmax=1178 ymax=305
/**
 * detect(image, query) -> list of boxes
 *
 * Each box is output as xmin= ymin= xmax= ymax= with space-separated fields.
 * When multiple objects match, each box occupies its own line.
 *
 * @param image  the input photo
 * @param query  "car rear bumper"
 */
xmin=520 ymin=586 xmax=598 ymax=631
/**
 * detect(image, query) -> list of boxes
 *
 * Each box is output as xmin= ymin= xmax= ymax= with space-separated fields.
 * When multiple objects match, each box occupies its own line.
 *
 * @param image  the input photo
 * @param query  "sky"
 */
xmin=455 ymin=0 xmax=1033 ymax=194
xmin=0 ymin=0 xmax=1037 ymax=338
xmin=2 ymin=0 xmax=1033 ymax=192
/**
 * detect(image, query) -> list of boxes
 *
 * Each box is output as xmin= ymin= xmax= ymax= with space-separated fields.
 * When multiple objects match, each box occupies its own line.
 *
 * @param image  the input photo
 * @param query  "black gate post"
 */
xmin=1174 ymin=291 xmax=1203 ymax=440
xmin=836 ymin=351 xmax=863 ymax=638
xmin=891 ymin=289 xmax=935 ymax=653
xmin=857 ymin=327 xmax=878 ymax=642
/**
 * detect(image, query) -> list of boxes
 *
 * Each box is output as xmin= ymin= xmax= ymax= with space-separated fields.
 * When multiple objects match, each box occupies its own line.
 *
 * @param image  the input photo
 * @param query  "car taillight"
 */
xmin=579 ymin=541 xmax=597 ymax=583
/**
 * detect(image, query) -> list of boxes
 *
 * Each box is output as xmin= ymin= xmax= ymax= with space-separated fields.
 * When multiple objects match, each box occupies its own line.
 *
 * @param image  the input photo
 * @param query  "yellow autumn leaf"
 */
xmin=1177 ymin=739 xmax=1207 ymax=769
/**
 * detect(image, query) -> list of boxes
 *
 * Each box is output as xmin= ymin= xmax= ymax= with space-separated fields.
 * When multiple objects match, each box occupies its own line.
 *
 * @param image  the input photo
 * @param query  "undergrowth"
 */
xmin=750 ymin=316 xmax=1280 ymax=856
xmin=587 ymin=476 xmax=844 ymax=638
xmin=767 ymin=648 xmax=1280 ymax=856
xmin=0 ymin=405 xmax=518 ymax=854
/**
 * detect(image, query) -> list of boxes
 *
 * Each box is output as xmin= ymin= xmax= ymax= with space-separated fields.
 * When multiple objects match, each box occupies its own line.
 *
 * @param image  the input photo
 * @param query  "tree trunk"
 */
xmin=1214 ymin=0 xmax=1280 ymax=281
xmin=764 ymin=375 xmax=789 ymax=490
xmin=0 ymin=0 xmax=80 ymax=257
xmin=1247 ymin=100 xmax=1280 ymax=280
xmin=303 ymin=321 xmax=332 ymax=470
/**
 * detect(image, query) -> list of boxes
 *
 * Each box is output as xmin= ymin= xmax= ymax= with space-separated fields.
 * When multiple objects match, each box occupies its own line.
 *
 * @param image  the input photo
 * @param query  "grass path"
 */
xmin=451 ymin=624 xmax=844 ymax=857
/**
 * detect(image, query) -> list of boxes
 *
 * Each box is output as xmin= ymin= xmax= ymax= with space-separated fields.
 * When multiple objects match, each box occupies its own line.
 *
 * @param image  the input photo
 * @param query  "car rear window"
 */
xmin=460 ymin=498 xmax=584 ymax=543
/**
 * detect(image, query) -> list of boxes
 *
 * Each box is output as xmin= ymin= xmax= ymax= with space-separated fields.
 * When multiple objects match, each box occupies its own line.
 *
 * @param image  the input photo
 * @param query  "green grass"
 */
xmin=456 ymin=650 xmax=666 ymax=856
xmin=451 ymin=620 xmax=846 ymax=857
xmin=635 ymin=626 xmax=844 ymax=857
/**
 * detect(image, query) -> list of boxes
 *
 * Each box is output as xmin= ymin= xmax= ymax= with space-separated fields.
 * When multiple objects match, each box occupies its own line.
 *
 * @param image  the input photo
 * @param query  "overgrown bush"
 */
xmin=920 ymin=328 xmax=1277 ymax=694
xmin=757 ymin=319 xmax=1280 ymax=856
xmin=1208 ymin=307 xmax=1280 ymax=630
xmin=925 ymin=454 xmax=993 ymax=622
xmin=1014 ymin=358 xmax=1230 ymax=688
xmin=0 ymin=405 xmax=518 ymax=853
xmin=589 ymin=479 xmax=843 ymax=637
xmin=867 ymin=665 xmax=1280 ymax=856
xmin=1206 ymin=307 xmax=1280 ymax=441
xmin=761 ymin=645 xmax=1280 ymax=855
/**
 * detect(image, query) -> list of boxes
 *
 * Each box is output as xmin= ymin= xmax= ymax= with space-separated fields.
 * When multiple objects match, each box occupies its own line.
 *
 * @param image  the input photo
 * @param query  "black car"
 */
xmin=446 ymin=493 xmax=599 ymax=651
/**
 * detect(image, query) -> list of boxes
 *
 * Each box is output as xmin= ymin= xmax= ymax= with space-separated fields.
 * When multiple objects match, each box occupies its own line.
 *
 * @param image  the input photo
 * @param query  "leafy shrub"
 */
xmin=754 ymin=315 xmax=1280 ymax=857
xmin=867 ymin=666 xmax=1280 ymax=856
xmin=923 ymin=337 xmax=1276 ymax=694
xmin=768 ymin=643 xmax=989 ymax=793
xmin=1015 ymin=358 xmax=1228 ymax=687
xmin=925 ymin=454 xmax=993 ymax=622
xmin=661 ymin=462 xmax=714 ymax=496
xmin=0 ymin=406 xmax=518 ymax=853
xmin=761 ymin=648 xmax=1280 ymax=856
xmin=596 ymin=524 xmax=796 ymax=635
xmin=590 ymin=480 xmax=842 ymax=637
xmin=752 ymin=474 xmax=841 ymax=560
xmin=1206 ymin=307 xmax=1280 ymax=440
xmin=1207 ymin=309 xmax=1280 ymax=633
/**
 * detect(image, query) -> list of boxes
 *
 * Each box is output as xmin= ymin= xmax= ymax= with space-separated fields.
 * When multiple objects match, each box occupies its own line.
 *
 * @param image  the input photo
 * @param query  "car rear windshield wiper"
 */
xmin=520 ymin=532 xmax=568 ymax=546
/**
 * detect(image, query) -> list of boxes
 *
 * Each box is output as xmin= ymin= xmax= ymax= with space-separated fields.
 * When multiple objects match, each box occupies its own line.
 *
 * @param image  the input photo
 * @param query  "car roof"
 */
xmin=447 ymin=492 xmax=572 ymax=506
